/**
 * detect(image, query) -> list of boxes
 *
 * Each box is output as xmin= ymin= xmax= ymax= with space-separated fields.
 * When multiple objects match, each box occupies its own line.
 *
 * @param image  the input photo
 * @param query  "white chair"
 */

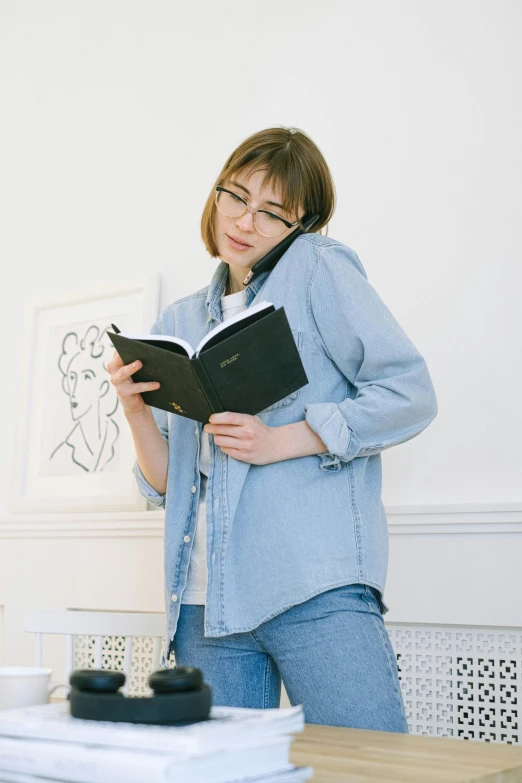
xmin=25 ymin=609 xmax=167 ymax=695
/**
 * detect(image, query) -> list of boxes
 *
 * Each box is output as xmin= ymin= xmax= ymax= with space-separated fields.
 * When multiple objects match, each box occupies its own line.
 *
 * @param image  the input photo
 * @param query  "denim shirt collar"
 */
xmin=205 ymin=261 xmax=271 ymax=324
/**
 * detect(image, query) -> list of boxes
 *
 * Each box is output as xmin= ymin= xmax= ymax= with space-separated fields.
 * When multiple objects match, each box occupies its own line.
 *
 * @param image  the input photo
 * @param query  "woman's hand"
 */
xmin=107 ymin=351 xmax=160 ymax=417
xmin=203 ymin=412 xmax=283 ymax=465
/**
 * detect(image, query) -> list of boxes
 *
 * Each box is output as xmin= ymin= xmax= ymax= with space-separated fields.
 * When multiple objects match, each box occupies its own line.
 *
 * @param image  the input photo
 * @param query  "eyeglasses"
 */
xmin=215 ymin=186 xmax=300 ymax=238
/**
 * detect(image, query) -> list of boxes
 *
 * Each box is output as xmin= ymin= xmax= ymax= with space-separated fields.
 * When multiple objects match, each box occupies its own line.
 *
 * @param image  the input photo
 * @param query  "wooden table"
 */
xmin=290 ymin=725 xmax=522 ymax=783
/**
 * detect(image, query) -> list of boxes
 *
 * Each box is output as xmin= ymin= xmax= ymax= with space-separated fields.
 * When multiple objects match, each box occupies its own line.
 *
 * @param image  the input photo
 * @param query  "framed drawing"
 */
xmin=11 ymin=277 xmax=160 ymax=513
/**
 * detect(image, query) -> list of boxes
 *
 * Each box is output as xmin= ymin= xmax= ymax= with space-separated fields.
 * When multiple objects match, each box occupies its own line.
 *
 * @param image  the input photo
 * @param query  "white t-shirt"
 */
xmin=181 ymin=287 xmax=247 ymax=604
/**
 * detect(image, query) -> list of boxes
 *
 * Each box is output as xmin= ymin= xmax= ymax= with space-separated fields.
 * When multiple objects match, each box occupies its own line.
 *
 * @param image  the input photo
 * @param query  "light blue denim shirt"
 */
xmin=133 ymin=234 xmax=438 ymax=656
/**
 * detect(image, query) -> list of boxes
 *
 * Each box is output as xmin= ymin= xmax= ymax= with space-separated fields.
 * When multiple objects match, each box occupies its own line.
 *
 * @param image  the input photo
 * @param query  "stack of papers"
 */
xmin=0 ymin=702 xmax=312 ymax=783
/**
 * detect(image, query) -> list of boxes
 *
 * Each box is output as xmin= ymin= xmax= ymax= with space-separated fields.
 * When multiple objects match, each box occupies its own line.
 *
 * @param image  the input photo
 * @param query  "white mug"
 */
xmin=0 ymin=667 xmax=64 ymax=711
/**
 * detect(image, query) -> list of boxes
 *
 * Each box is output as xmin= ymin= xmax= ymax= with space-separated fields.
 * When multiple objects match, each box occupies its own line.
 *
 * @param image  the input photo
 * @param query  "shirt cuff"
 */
xmin=304 ymin=402 xmax=361 ymax=472
xmin=132 ymin=459 xmax=166 ymax=508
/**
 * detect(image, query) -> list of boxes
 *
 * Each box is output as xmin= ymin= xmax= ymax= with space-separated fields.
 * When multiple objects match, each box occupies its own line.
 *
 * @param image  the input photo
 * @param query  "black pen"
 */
xmin=110 ymin=323 xmax=121 ymax=334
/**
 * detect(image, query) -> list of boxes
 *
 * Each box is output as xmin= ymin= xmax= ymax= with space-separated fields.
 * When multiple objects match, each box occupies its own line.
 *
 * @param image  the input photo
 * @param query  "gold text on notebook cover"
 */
xmin=170 ymin=402 xmax=185 ymax=413
xmin=219 ymin=353 xmax=240 ymax=369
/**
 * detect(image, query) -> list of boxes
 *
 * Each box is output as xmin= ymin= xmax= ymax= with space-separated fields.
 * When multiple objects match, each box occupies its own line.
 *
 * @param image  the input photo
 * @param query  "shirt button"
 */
xmin=191 ymin=486 xmax=197 ymax=493
xmin=170 ymin=594 xmax=178 ymax=603
xmin=183 ymin=535 xmax=191 ymax=543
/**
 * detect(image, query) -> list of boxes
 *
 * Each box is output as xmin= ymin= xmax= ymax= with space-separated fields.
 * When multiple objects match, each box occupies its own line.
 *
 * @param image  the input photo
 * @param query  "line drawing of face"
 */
xmin=49 ymin=324 xmax=119 ymax=473
xmin=65 ymin=350 xmax=108 ymax=420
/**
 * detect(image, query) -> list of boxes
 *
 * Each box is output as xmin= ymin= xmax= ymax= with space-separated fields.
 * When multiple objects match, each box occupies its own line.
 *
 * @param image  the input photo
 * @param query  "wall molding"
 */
xmin=0 ymin=503 xmax=521 ymax=539
xmin=386 ymin=502 xmax=522 ymax=535
xmin=0 ymin=510 xmax=165 ymax=539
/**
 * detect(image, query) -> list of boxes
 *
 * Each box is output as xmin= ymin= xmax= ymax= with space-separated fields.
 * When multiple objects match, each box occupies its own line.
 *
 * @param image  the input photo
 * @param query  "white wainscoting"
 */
xmin=1 ymin=503 xmax=521 ymax=693
xmin=0 ymin=503 xmax=521 ymax=539
xmin=0 ymin=510 xmax=165 ymax=539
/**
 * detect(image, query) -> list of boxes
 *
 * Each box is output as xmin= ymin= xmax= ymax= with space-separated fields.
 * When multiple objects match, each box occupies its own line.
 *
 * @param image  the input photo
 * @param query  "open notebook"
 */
xmin=118 ymin=301 xmax=275 ymax=358
xmin=108 ymin=302 xmax=308 ymax=423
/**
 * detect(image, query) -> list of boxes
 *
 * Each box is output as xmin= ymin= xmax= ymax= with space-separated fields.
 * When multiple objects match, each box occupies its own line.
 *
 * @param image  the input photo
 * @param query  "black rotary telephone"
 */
xmin=68 ymin=667 xmax=211 ymax=725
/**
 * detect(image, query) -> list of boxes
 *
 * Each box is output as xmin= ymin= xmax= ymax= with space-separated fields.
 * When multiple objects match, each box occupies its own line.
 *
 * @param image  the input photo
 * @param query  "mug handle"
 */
xmin=48 ymin=681 xmax=69 ymax=699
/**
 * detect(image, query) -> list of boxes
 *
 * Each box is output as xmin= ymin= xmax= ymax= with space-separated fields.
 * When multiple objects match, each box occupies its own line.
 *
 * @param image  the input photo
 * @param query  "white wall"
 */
xmin=0 ymin=0 xmax=521 ymax=668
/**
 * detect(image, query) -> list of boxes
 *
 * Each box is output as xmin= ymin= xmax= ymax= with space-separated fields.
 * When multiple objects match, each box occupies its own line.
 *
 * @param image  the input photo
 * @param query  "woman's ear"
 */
xmin=62 ymin=376 xmax=70 ymax=396
xmin=99 ymin=380 xmax=109 ymax=399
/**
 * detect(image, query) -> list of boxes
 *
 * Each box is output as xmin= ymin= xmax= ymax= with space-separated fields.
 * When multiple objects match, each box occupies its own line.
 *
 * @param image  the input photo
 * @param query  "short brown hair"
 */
xmin=201 ymin=127 xmax=336 ymax=257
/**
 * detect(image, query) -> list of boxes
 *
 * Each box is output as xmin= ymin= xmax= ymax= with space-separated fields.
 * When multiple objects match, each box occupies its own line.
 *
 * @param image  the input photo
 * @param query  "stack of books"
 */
xmin=0 ymin=701 xmax=312 ymax=783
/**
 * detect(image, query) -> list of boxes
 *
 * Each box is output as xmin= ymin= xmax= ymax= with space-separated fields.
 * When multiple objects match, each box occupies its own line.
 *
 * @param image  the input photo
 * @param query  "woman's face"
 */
xmin=213 ymin=169 xmax=302 ymax=273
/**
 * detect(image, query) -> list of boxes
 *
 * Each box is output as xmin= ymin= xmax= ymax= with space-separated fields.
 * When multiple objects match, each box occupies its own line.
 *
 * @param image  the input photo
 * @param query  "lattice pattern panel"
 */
xmin=73 ymin=635 xmax=174 ymax=695
xmin=386 ymin=624 xmax=520 ymax=744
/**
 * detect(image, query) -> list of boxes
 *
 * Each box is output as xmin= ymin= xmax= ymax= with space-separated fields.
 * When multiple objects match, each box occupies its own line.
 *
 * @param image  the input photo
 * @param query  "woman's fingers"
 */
xmin=118 ymin=381 xmax=160 ymax=396
xmin=106 ymin=350 xmax=124 ymax=375
xmin=106 ymin=353 xmax=159 ymax=416
xmin=205 ymin=424 xmax=246 ymax=438
xmin=110 ymin=360 xmax=142 ymax=385
xmin=117 ymin=360 xmax=143 ymax=383
xmin=213 ymin=435 xmax=243 ymax=449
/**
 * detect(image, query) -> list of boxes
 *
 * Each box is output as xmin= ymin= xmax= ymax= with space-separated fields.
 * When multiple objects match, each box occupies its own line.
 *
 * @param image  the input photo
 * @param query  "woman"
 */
xmin=108 ymin=127 xmax=437 ymax=731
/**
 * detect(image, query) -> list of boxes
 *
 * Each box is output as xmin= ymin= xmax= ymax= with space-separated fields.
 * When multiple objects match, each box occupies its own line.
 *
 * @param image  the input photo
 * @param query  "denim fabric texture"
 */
xmin=173 ymin=584 xmax=409 ymax=732
xmin=133 ymin=234 xmax=438 ymax=655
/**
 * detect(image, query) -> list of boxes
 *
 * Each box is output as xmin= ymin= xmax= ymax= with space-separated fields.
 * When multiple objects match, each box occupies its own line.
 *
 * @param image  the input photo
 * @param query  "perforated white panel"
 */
xmin=73 ymin=635 xmax=173 ymax=695
xmin=386 ymin=623 xmax=520 ymax=744
xmin=74 ymin=624 xmax=520 ymax=742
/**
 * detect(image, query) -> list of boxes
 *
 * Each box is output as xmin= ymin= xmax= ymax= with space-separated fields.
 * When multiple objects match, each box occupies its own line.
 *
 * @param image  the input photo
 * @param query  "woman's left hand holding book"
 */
xmin=107 ymin=351 xmax=161 ymax=418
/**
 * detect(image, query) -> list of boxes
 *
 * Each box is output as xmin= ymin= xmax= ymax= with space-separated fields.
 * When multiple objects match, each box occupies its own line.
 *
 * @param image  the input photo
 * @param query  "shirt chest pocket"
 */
xmin=261 ymin=330 xmax=303 ymax=413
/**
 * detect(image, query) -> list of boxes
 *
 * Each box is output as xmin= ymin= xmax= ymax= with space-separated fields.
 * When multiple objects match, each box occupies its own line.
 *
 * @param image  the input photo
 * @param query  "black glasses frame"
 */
xmin=215 ymin=186 xmax=300 ymax=231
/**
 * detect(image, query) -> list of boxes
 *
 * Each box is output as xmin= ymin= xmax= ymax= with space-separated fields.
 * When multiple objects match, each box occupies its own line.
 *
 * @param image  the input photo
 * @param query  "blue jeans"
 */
xmin=173 ymin=584 xmax=408 ymax=732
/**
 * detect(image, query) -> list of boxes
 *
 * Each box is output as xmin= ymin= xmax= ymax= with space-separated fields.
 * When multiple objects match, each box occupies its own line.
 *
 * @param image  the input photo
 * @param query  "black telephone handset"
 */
xmin=242 ymin=213 xmax=320 ymax=287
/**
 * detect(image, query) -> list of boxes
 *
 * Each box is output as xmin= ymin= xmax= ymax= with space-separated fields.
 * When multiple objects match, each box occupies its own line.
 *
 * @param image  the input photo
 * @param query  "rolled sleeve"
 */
xmin=304 ymin=402 xmax=359 ymax=472
xmin=133 ymin=459 xmax=167 ymax=508
xmin=307 ymin=243 xmax=438 ymax=470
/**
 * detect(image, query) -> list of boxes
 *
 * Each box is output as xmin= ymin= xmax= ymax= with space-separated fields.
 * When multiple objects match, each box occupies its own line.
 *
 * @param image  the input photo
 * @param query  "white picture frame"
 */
xmin=10 ymin=276 xmax=160 ymax=513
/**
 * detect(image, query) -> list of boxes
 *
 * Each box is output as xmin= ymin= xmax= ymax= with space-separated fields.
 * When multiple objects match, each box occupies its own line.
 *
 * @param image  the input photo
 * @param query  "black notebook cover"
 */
xmin=108 ymin=307 xmax=308 ymax=423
